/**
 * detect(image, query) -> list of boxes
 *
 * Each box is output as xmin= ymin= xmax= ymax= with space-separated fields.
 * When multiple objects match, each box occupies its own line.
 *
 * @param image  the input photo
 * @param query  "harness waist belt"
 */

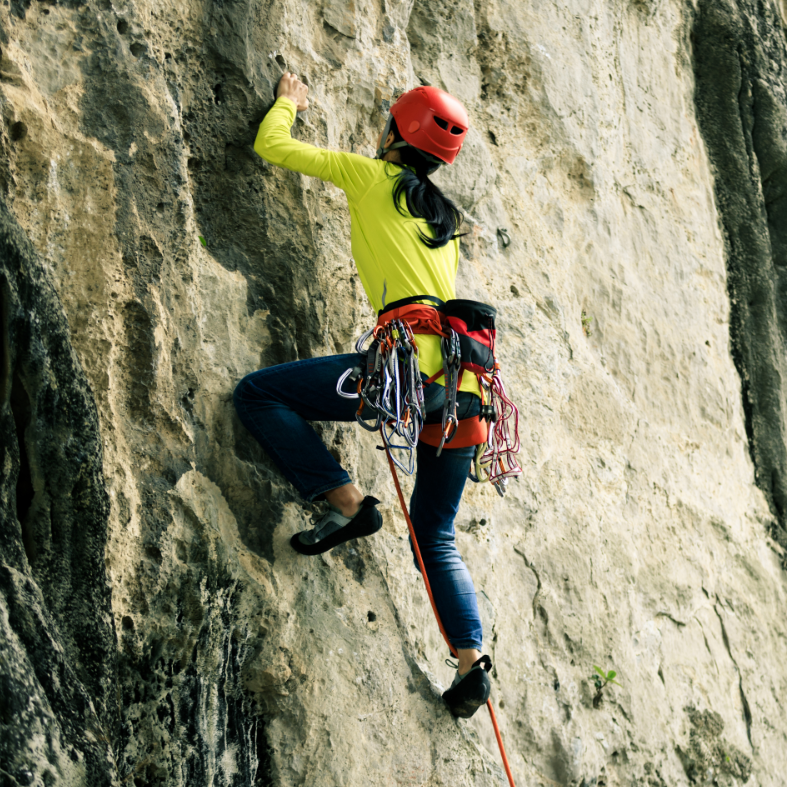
xmin=379 ymin=297 xmax=497 ymax=376
xmin=419 ymin=416 xmax=488 ymax=449
xmin=375 ymin=303 xmax=446 ymax=336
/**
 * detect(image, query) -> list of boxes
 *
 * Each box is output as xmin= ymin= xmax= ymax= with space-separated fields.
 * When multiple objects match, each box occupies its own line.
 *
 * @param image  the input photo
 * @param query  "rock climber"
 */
xmin=234 ymin=72 xmax=492 ymax=718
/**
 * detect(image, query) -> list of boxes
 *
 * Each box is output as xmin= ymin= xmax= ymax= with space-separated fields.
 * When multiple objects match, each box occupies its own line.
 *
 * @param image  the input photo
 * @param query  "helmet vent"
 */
xmin=434 ymin=116 xmax=464 ymax=135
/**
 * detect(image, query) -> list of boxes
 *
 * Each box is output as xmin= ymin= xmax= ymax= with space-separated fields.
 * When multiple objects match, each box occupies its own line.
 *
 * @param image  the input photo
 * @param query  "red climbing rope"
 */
xmin=382 ymin=433 xmax=517 ymax=787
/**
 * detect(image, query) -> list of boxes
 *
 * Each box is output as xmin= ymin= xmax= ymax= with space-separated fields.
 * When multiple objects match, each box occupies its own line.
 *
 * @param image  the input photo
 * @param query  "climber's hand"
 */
xmin=276 ymin=72 xmax=309 ymax=111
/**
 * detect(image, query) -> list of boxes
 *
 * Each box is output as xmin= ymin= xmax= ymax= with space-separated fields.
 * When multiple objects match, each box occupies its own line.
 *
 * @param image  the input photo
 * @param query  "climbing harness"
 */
xmin=338 ymin=294 xmax=522 ymax=495
xmin=383 ymin=438 xmax=518 ymax=787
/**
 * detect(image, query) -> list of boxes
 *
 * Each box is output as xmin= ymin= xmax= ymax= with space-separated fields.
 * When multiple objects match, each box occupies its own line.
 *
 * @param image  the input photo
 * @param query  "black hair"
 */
xmin=386 ymin=118 xmax=465 ymax=249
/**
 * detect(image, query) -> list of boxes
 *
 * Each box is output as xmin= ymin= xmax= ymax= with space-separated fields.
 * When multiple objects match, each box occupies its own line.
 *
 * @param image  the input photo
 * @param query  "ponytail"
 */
xmin=386 ymin=119 xmax=465 ymax=249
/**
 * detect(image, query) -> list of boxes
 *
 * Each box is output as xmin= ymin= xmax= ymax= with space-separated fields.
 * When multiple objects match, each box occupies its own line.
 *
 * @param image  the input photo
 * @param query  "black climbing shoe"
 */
xmin=442 ymin=655 xmax=492 ymax=718
xmin=290 ymin=496 xmax=383 ymax=556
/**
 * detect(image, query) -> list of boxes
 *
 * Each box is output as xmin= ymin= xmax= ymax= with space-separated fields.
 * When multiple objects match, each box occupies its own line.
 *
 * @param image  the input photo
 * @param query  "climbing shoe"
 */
xmin=290 ymin=496 xmax=383 ymax=556
xmin=442 ymin=655 xmax=492 ymax=718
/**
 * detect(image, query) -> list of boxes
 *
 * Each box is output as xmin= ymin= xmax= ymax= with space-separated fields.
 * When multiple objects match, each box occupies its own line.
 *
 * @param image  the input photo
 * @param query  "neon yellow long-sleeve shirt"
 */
xmin=253 ymin=96 xmax=480 ymax=396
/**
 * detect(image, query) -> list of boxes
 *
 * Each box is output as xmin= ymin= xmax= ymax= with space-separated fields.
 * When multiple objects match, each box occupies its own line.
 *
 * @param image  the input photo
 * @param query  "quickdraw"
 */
xmin=471 ymin=366 xmax=522 ymax=497
xmin=339 ymin=296 xmax=522 ymax=495
xmin=436 ymin=329 xmax=462 ymax=455
xmin=336 ymin=319 xmax=425 ymax=474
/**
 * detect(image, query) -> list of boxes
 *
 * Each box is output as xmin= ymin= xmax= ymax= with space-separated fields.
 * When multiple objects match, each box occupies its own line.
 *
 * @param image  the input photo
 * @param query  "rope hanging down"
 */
xmin=382 ymin=433 xmax=518 ymax=787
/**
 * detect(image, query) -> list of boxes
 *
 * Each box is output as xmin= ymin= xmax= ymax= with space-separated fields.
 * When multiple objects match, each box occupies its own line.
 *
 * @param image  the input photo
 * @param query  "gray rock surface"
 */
xmin=0 ymin=196 xmax=116 ymax=786
xmin=1 ymin=0 xmax=787 ymax=785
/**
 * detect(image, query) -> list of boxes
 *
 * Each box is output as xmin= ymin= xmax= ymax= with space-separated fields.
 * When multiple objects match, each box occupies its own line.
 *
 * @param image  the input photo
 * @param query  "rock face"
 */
xmin=0 ymin=197 xmax=117 ymax=786
xmin=1 ymin=0 xmax=787 ymax=785
xmin=692 ymin=0 xmax=787 ymax=556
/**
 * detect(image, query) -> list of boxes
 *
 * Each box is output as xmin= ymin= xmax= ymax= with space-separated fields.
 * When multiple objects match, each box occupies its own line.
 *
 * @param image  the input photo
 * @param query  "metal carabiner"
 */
xmin=435 ymin=413 xmax=459 ymax=457
xmin=382 ymin=424 xmax=415 ymax=474
xmin=392 ymin=353 xmax=403 ymax=423
xmin=336 ymin=365 xmax=363 ymax=399
xmin=402 ymin=403 xmax=422 ymax=447
xmin=492 ymin=476 xmax=508 ymax=497
xmin=356 ymin=406 xmax=383 ymax=432
xmin=355 ymin=326 xmax=376 ymax=354
xmin=474 ymin=442 xmax=492 ymax=483
xmin=379 ymin=363 xmax=398 ymax=421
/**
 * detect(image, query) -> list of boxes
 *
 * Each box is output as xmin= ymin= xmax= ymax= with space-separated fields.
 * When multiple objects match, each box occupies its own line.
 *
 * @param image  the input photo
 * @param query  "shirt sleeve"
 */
xmin=254 ymin=97 xmax=376 ymax=203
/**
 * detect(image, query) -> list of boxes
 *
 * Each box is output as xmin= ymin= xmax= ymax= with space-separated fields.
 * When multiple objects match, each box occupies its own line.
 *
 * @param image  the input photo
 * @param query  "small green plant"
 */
xmin=198 ymin=235 xmax=207 ymax=247
xmin=591 ymin=665 xmax=621 ymax=708
xmin=581 ymin=310 xmax=593 ymax=337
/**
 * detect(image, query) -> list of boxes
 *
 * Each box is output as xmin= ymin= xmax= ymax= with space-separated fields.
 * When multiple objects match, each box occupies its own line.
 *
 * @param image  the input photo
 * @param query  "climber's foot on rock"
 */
xmin=442 ymin=655 xmax=492 ymax=718
xmin=290 ymin=496 xmax=382 ymax=555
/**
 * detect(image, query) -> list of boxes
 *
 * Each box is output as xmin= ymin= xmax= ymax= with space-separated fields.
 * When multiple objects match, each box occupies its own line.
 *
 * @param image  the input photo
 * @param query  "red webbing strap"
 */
xmin=420 ymin=415 xmax=489 ymax=449
xmin=382 ymin=432 xmax=517 ymax=787
xmin=376 ymin=304 xmax=447 ymax=337
xmin=424 ymin=369 xmax=445 ymax=385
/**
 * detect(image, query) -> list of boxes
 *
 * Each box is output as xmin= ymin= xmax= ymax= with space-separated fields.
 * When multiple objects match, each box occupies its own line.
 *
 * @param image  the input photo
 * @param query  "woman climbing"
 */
xmin=234 ymin=73 xmax=493 ymax=718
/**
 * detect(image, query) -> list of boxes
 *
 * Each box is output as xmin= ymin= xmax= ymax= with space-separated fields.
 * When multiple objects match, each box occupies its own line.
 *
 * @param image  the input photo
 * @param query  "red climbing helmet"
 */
xmin=384 ymin=86 xmax=469 ymax=165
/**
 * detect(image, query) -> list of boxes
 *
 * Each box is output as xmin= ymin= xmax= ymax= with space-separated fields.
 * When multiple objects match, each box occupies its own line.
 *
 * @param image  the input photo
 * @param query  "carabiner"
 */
xmin=336 ymin=366 xmax=362 ymax=399
xmin=435 ymin=414 xmax=459 ymax=457
xmin=474 ymin=442 xmax=492 ymax=482
xmin=356 ymin=407 xmax=383 ymax=432
xmin=355 ymin=326 xmax=376 ymax=354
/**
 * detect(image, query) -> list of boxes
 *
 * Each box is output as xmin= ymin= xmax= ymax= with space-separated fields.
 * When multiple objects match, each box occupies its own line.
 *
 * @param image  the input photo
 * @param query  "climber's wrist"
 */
xmin=278 ymin=93 xmax=301 ymax=108
xmin=276 ymin=72 xmax=309 ymax=111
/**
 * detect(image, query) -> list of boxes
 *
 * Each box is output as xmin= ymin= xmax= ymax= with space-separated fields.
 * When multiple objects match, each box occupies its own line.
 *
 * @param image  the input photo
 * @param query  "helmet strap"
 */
xmin=375 ymin=113 xmax=445 ymax=174
xmin=375 ymin=115 xmax=395 ymax=159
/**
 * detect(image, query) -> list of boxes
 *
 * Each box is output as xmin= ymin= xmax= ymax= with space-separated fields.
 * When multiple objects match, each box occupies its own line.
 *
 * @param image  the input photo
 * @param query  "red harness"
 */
xmin=375 ymin=302 xmax=491 ymax=449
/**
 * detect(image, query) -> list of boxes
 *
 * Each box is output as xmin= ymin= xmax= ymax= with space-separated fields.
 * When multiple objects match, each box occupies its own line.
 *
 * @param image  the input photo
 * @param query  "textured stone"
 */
xmin=1 ymin=1 xmax=787 ymax=786
xmin=0 ymin=196 xmax=116 ymax=786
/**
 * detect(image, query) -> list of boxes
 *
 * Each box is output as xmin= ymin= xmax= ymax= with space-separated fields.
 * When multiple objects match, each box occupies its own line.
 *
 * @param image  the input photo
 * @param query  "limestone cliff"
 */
xmin=1 ymin=1 xmax=787 ymax=785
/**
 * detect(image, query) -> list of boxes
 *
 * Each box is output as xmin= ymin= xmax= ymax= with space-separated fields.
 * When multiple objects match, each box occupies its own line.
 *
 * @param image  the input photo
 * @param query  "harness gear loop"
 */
xmin=383 ymin=434 xmax=517 ymax=787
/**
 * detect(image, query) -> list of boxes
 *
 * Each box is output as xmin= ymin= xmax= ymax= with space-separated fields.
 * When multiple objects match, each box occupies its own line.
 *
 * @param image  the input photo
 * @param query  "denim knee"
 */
xmin=233 ymin=371 xmax=269 ymax=411
xmin=409 ymin=533 xmax=463 ymax=571
xmin=233 ymin=374 xmax=252 ymax=413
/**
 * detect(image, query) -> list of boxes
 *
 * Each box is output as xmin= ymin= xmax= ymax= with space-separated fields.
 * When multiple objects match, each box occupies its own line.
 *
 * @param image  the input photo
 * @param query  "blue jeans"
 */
xmin=233 ymin=353 xmax=484 ymax=650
